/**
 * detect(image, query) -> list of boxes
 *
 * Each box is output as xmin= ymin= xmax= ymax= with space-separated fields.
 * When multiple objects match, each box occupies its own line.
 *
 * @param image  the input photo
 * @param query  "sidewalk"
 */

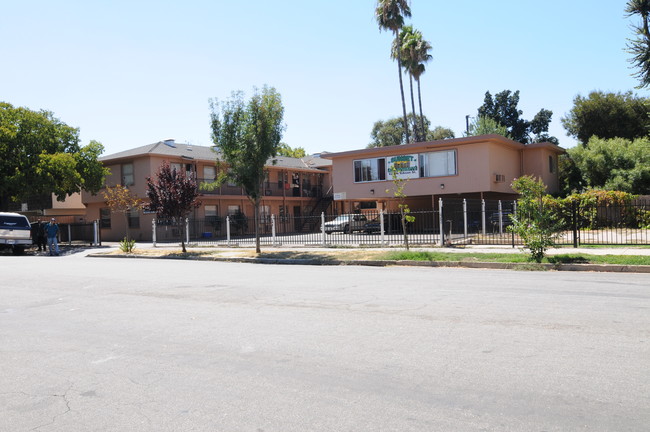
xmin=110 ymin=242 xmax=650 ymax=256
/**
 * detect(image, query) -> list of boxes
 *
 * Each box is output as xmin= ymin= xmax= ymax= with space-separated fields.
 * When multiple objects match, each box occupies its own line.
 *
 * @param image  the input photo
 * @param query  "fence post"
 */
xmin=185 ymin=218 xmax=190 ymax=245
xmin=93 ymin=220 xmax=98 ymax=246
xmin=463 ymin=199 xmax=468 ymax=239
xmin=481 ymin=199 xmax=486 ymax=236
xmin=321 ymin=212 xmax=326 ymax=246
xmin=226 ymin=216 xmax=231 ymax=246
xmin=271 ymin=214 xmax=277 ymax=246
xmin=152 ymin=218 xmax=157 ymax=247
xmin=380 ymin=210 xmax=386 ymax=246
xmin=510 ymin=200 xmax=517 ymax=248
xmin=498 ymin=200 xmax=503 ymax=234
xmin=572 ymin=200 xmax=579 ymax=248
xmin=439 ymin=198 xmax=444 ymax=247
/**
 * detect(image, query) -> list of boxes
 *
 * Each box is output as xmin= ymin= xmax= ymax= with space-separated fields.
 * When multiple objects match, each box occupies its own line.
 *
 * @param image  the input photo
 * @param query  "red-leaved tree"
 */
xmin=145 ymin=162 xmax=200 ymax=252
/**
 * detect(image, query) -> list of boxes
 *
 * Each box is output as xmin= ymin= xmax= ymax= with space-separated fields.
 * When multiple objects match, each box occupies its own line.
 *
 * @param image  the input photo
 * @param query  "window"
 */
xmin=278 ymin=171 xmax=287 ymax=189
xmin=419 ymin=150 xmax=456 ymax=177
xmin=205 ymin=205 xmax=219 ymax=226
xmin=260 ymin=205 xmax=271 ymax=223
xmin=227 ymin=205 xmax=240 ymax=216
xmin=203 ymin=166 xmax=216 ymax=181
xmin=127 ymin=208 xmax=140 ymax=229
xmin=205 ymin=205 xmax=218 ymax=218
xmin=549 ymin=155 xmax=555 ymax=173
xmin=279 ymin=205 xmax=288 ymax=222
xmin=171 ymin=163 xmax=182 ymax=174
xmin=100 ymin=208 xmax=111 ymax=228
xmin=354 ymin=158 xmax=386 ymax=182
xmin=359 ymin=201 xmax=377 ymax=209
xmin=121 ymin=163 xmax=134 ymax=186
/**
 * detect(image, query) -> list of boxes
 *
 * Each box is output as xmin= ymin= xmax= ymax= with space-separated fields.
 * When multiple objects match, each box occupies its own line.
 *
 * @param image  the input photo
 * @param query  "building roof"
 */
xmin=100 ymin=140 xmax=216 ymax=162
xmin=322 ymin=134 xmax=565 ymax=159
xmin=101 ymin=140 xmax=331 ymax=172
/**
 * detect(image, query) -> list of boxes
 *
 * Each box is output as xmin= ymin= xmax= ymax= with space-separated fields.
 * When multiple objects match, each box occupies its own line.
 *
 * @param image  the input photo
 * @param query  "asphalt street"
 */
xmin=1 ymin=252 xmax=649 ymax=431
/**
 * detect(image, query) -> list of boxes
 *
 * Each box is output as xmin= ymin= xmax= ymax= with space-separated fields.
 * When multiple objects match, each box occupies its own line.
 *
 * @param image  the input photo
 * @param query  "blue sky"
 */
xmin=1 ymin=0 xmax=640 ymax=156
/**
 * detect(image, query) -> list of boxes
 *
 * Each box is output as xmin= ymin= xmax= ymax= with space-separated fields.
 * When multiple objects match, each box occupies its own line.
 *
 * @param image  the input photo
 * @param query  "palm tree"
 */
xmin=394 ymin=25 xmax=420 ymax=141
xmin=626 ymin=0 xmax=650 ymax=88
xmin=399 ymin=27 xmax=432 ymax=142
xmin=375 ymin=0 xmax=412 ymax=143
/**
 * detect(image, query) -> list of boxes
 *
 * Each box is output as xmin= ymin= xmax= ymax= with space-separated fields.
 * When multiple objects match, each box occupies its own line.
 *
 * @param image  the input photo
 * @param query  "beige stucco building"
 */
xmin=323 ymin=134 xmax=564 ymax=213
xmin=82 ymin=140 xmax=332 ymax=241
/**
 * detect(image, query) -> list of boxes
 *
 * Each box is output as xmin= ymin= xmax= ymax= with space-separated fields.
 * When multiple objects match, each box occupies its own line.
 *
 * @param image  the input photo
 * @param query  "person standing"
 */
xmin=45 ymin=218 xmax=60 ymax=256
xmin=37 ymin=220 xmax=47 ymax=251
xmin=31 ymin=219 xmax=47 ymax=252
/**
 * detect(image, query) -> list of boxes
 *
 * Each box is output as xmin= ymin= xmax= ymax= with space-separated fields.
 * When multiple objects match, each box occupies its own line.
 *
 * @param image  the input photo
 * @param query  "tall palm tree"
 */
xmin=394 ymin=25 xmax=420 ymax=141
xmin=411 ymin=35 xmax=433 ymax=140
xmin=375 ymin=0 xmax=412 ymax=144
xmin=397 ymin=27 xmax=432 ymax=142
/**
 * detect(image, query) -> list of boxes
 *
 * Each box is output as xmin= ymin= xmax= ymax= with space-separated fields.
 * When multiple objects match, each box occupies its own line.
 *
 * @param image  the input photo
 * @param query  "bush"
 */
xmin=119 ymin=237 xmax=136 ymax=253
xmin=508 ymin=176 xmax=561 ymax=262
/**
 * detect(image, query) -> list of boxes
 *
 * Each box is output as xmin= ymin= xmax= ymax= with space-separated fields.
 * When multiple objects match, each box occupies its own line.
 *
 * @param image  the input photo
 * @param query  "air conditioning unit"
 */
xmin=494 ymin=174 xmax=506 ymax=183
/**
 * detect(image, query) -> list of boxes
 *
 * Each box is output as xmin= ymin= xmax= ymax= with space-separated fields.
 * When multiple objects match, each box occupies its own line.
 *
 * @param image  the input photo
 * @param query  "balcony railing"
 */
xmin=197 ymin=179 xmax=323 ymax=198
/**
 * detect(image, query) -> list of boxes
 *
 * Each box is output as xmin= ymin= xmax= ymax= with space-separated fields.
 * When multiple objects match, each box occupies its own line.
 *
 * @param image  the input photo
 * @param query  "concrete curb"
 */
xmin=87 ymin=253 xmax=650 ymax=273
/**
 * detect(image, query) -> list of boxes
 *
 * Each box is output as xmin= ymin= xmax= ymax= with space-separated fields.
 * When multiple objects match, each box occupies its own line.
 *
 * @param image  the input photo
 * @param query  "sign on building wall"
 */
xmin=387 ymin=154 xmax=419 ymax=180
xmin=333 ymin=192 xmax=347 ymax=200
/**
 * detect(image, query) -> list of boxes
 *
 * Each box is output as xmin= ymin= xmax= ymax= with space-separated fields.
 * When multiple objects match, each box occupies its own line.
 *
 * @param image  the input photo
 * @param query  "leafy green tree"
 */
xmin=429 ymin=126 xmax=455 ymax=141
xmin=561 ymin=91 xmax=650 ymax=144
xmin=566 ymin=136 xmax=650 ymax=194
xmin=477 ymin=90 xmax=557 ymax=144
xmin=145 ymin=161 xmax=201 ymax=253
xmin=368 ymin=114 xmax=453 ymax=147
xmin=385 ymin=170 xmax=415 ymax=250
xmin=210 ymin=86 xmax=285 ymax=253
xmin=626 ymin=0 xmax=650 ymax=88
xmin=103 ymin=184 xmax=142 ymax=244
xmin=0 ymin=102 xmax=108 ymax=211
xmin=557 ymin=153 xmax=585 ymax=196
xmin=277 ymin=142 xmax=306 ymax=158
xmin=508 ymin=176 xmax=560 ymax=262
xmin=465 ymin=116 xmax=509 ymax=138
xmin=396 ymin=25 xmax=432 ymax=142
xmin=376 ymin=0 xmax=412 ymax=143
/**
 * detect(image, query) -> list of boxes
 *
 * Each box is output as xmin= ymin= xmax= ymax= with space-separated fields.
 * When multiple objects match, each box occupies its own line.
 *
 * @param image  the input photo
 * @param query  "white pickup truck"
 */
xmin=0 ymin=212 xmax=32 ymax=255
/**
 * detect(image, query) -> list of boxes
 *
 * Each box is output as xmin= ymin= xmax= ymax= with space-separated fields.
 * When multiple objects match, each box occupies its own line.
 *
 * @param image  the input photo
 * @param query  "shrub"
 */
xmin=508 ymin=176 xmax=561 ymax=262
xmin=119 ymin=237 xmax=136 ymax=253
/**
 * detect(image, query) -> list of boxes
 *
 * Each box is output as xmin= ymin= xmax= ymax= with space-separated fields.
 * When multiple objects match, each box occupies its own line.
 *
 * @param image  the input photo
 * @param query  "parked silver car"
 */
xmin=0 ymin=212 xmax=32 ymax=255
xmin=324 ymin=214 xmax=368 ymax=234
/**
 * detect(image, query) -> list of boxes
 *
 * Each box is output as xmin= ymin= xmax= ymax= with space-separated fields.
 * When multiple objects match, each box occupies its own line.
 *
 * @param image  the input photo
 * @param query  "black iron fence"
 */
xmin=28 ymin=217 xmax=99 ymax=246
xmin=152 ymin=198 xmax=650 ymax=248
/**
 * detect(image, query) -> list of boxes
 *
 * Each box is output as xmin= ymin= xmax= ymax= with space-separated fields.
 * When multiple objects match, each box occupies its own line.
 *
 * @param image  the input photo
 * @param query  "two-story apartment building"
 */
xmin=323 ymin=134 xmax=564 ymax=213
xmin=82 ymin=139 xmax=332 ymax=241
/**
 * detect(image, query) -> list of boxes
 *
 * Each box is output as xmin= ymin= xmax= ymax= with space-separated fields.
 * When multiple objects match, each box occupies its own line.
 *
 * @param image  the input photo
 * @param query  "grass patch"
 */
xmin=383 ymin=250 xmax=531 ymax=263
xmin=104 ymin=247 xmax=650 ymax=266
xmin=382 ymin=250 xmax=650 ymax=266
xmin=550 ymin=254 xmax=650 ymax=266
